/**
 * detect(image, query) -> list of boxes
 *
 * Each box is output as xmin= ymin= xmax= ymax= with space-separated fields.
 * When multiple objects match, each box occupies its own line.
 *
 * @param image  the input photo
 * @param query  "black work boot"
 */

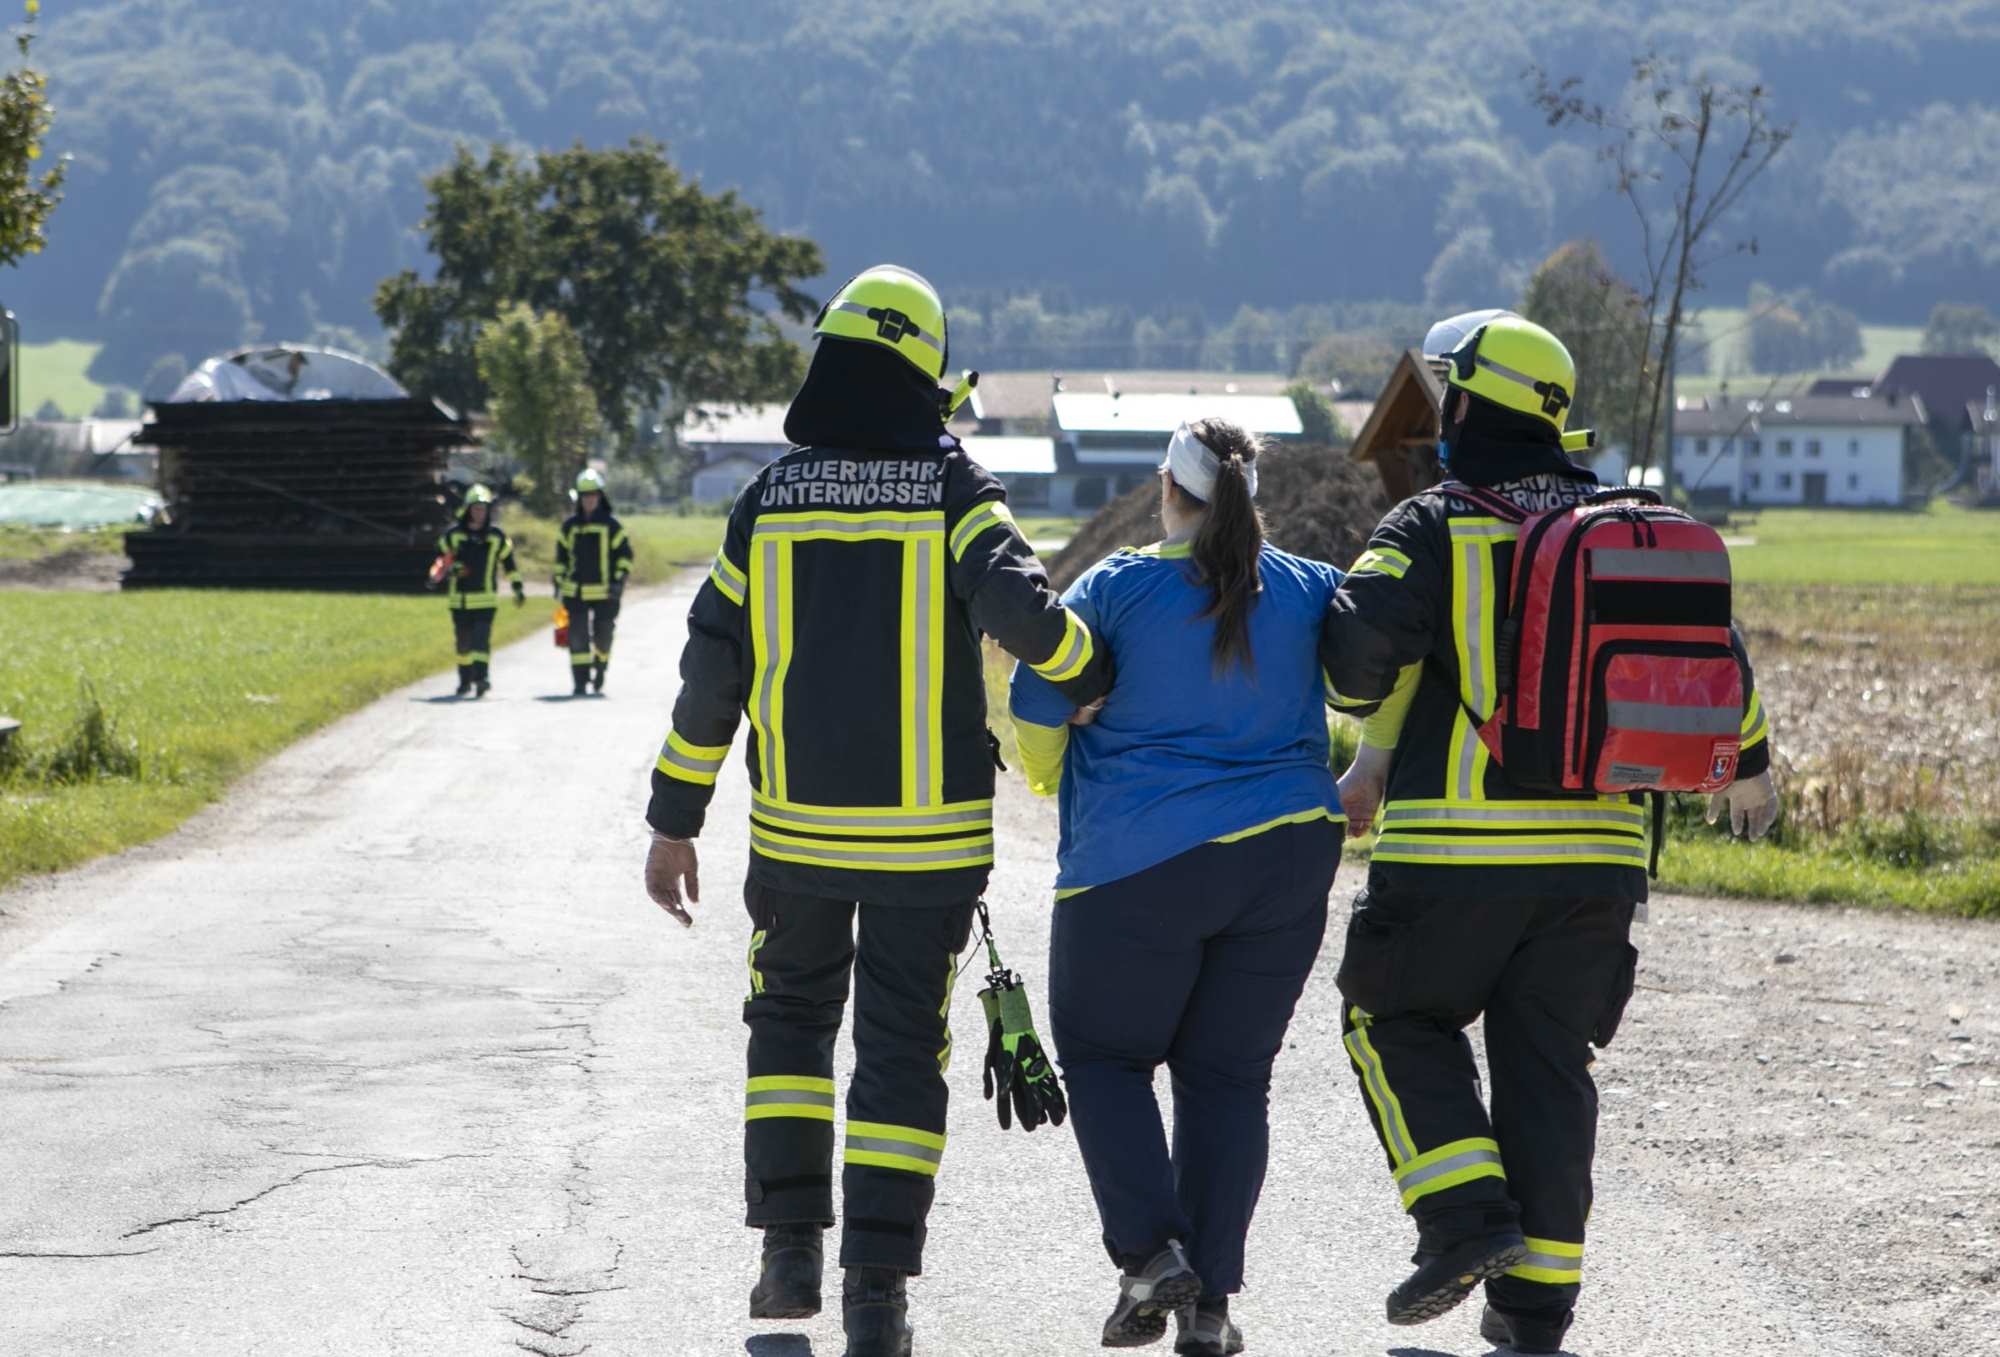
xmin=590 ymin=662 xmax=606 ymax=694
xmin=842 ymin=1266 xmax=913 ymax=1357
xmin=1480 ymin=1302 xmax=1574 ymax=1354
xmin=571 ymin=670 xmax=589 ymax=698
xmin=1103 ymin=1240 xmax=1203 ymax=1347
xmin=748 ymin=1223 xmax=823 ymax=1320
xmin=453 ymin=669 xmax=472 ymax=698
xmin=1386 ymin=1232 xmax=1526 ymax=1326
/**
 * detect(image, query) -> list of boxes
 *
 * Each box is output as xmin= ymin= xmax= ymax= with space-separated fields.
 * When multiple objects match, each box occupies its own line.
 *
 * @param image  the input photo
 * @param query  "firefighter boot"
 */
xmin=842 ymin=1267 xmax=913 ymax=1357
xmin=591 ymin=660 xmax=607 ymax=694
xmin=454 ymin=668 xmax=472 ymax=698
xmin=1386 ymin=1232 xmax=1526 ymax=1326
xmin=1103 ymin=1240 xmax=1203 ymax=1347
xmin=749 ymin=1223 xmax=823 ymax=1320
xmin=1480 ymin=1303 xmax=1573 ymax=1354
xmin=571 ymin=669 xmax=589 ymax=698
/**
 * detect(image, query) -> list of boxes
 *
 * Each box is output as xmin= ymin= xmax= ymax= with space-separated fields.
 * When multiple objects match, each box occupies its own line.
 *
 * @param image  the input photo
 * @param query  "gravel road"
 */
xmin=1 ymin=575 xmax=1993 ymax=1357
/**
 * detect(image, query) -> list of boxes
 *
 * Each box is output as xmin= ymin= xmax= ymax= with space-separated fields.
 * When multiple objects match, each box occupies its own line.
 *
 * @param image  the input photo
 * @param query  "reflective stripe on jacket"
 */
xmin=438 ymin=525 xmax=521 ymax=611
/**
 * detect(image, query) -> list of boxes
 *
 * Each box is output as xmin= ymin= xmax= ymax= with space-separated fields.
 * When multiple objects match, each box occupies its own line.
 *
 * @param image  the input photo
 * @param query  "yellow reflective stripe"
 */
xmin=899 ymin=535 xmax=946 ymax=807
xmin=1031 ymin=608 xmax=1095 ymax=682
xmin=1508 ymin=1237 xmax=1584 ymax=1285
xmin=1349 ymin=546 xmax=1411 ymax=579
xmin=1343 ymin=1007 xmax=1416 ymax=1168
xmin=1014 ymin=719 xmax=1069 ymax=797
xmin=1212 ymin=807 xmax=1341 ymax=843
xmin=1379 ymin=804 xmax=1645 ymax=832
xmin=949 ymin=498 xmax=1015 ymax=561
xmin=1055 ymin=885 xmax=1090 ymax=901
xmin=937 ymin=956 xmax=959 ymax=1074
xmin=751 ymin=793 xmax=993 ymax=836
xmin=1449 ymin=522 xmax=1504 ymax=725
xmin=750 ymin=830 xmax=995 ymax=873
xmin=711 ymin=547 xmax=748 ymax=606
xmin=844 ymin=1120 xmax=946 ymax=1176
xmin=753 ymin=510 xmax=946 ymax=543
xmin=745 ymin=1074 xmax=836 ymax=1122
xmin=1372 ymin=835 xmax=1650 ymax=867
xmin=1741 ymin=688 xmax=1768 ymax=749
xmin=750 ymin=537 xmax=794 ymax=799
xmin=747 ymin=928 xmax=767 ymax=998
xmin=658 ymin=729 xmax=729 ymax=785
xmin=1132 ymin=540 xmax=1192 ymax=560
xmin=1395 ymin=1136 xmax=1507 ymax=1209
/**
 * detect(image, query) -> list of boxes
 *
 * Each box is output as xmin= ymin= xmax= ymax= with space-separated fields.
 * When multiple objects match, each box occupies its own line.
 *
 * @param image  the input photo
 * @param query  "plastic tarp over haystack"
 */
xmin=167 ymin=346 xmax=409 ymax=404
xmin=0 ymin=481 xmax=162 ymax=529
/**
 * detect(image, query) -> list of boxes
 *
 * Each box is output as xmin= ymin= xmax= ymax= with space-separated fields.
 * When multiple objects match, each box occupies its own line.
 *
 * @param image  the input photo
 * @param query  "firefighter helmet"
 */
xmin=464 ymin=484 xmax=495 ymax=506
xmin=813 ymin=265 xmax=949 ymax=383
xmin=575 ymin=468 xmax=606 ymax=494
xmin=1442 ymin=315 xmax=1577 ymax=434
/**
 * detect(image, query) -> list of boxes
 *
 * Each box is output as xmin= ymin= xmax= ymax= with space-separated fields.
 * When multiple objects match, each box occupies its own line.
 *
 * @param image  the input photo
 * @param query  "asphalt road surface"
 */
xmin=0 ymin=577 xmax=1977 ymax=1357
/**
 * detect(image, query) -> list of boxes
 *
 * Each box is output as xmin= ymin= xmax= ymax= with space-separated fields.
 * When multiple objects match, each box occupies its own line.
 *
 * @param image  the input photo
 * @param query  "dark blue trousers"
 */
xmin=1048 ymin=817 xmax=1341 ymax=1296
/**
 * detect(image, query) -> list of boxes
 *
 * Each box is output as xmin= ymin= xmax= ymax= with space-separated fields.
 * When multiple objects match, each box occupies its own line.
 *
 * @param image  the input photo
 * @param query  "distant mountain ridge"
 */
xmin=14 ymin=0 xmax=2000 ymax=387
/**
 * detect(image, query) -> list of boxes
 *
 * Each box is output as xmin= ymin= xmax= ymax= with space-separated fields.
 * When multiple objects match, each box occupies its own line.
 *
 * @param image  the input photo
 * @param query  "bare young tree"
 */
xmin=1529 ymin=56 xmax=1793 ymax=480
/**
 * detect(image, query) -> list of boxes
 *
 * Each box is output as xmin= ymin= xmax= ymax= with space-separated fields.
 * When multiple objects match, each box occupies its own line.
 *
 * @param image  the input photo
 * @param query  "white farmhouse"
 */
xmin=1670 ymin=392 xmax=1926 ymax=508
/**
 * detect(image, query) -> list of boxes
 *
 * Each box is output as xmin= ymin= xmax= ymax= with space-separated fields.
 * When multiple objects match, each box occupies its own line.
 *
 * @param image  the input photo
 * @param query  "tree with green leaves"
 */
xmin=1284 ymin=380 xmax=1346 ymax=443
xmin=1518 ymin=241 xmax=1655 ymax=459
xmin=475 ymin=303 xmax=601 ymax=516
xmin=1921 ymin=303 xmax=1998 ymax=356
xmin=376 ymin=138 xmax=822 ymax=442
xmin=0 ymin=0 xmax=64 ymax=268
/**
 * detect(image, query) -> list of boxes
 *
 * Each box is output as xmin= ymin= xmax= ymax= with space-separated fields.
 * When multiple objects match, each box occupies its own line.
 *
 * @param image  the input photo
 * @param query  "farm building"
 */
xmin=1670 ymin=391 xmax=1927 ymax=507
xmin=1347 ymin=350 xmax=1445 ymax=501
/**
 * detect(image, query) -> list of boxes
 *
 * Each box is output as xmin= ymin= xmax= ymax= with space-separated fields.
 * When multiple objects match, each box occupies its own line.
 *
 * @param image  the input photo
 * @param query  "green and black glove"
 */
xmin=972 ymin=902 xmax=1067 ymax=1132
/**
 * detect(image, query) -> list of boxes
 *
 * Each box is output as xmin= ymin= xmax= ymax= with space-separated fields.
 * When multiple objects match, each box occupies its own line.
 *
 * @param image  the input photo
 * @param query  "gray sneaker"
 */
xmin=1174 ymin=1300 xmax=1244 ymax=1355
xmin=1102 ymin=1241 xmax=1203 ymax=1348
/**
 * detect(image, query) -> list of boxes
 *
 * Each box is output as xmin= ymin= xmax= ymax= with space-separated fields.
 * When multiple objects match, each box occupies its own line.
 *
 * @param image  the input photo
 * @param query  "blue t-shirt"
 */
xmin=1009 ymin=542 xmax=1343 ymax=893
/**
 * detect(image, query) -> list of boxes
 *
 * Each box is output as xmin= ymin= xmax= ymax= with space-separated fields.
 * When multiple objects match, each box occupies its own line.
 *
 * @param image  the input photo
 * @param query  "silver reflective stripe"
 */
xmin=1378 ymin=838 xmax=1649 ymax=863
xmin=752 ymin=833 xmax=992 ymax=866
xmin=745 ymin=1089 xmax=835 ymax=1110
xmin=757 ymin=538 xmax=783 ymax=791
xmin=1605 ymin=701 xmax=1741 ymax=735
xmin=1462 ymin=540 xmax=1488 ymax=716
xmin=844 ymin=1133 xmax=944 ymax=1164
xmin=828 ymin=301 xmax=944 ymax=355
xmin=1590 ymin=548 xmax=1730 ymax=581
xmin=1344 ymin=1027 xmax=1415 ymax=1164
xmin=1381 ymin=805 xmax=1645 ymax=828
xmin=659 ymin=744 xmax=725 ymax=778
xmin=1397 ymin=1144 xmax=1503 ymax=1190
xmin=913 ymin=536 xmax=935 ymax=804
xmin=753 ymin=801 xmax=990 ymax=831
xmin=1476 ymin=352 xmax=1542 ymax=393
xmin=1038 ymin=617 xmax=1087 ymax=678
xmin=755 ymin=516 xmax=941 ymax=538
xmin=1454 ymin=716 xmax=1481 ymax=802
xmin=1519 ymin=1248 xmax=1582 ymax=1275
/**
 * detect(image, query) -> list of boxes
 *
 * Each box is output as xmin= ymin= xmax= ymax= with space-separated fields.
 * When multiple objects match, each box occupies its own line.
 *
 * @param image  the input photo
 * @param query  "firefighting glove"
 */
xmin=1707 ymin=768 xmax=1778 ymax=841
xmin=979 ymin=976 xmax=1067 ymax=1132
xmin=512 ymin=580 xmax=527 ymax=609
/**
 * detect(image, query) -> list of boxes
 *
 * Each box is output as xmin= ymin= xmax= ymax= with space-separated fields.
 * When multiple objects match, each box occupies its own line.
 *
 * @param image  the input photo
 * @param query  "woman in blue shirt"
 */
xmin=1010 ymin=418 xmax=1350 ymax=1356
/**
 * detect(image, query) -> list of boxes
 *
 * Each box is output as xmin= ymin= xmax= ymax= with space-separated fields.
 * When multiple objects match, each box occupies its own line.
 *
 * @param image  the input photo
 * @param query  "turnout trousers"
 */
xmin=449 ymin=606 xmax=496 ymax=686
xmin=740 ymin=878 xmax=974 ymax=1276
xmin=1334 ymin=880 xmax=1639 ymax=1325
xmin=1049 ymin=818 xmax=1341 ymax=1296
xmin=566 ymin=598 xmax=618 ymax=687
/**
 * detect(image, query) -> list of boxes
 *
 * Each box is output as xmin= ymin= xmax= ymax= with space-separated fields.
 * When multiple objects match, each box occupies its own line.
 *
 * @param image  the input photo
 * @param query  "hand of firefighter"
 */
xmin=644 ymin=831 xmax=700 ymax=927
xmin=1707 ymin=769 xmax=1778 ymax=842
xmin=1337 ymin=743 xmax=1393 ymax=840
xmin=512 ymin=580 xmax=526 ymax=608
xmin=980 ymin=980 xmax=1068 ymax=1132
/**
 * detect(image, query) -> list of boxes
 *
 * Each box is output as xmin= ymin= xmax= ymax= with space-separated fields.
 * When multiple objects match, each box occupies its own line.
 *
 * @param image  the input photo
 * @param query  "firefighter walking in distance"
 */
xmin=1321 ymin=314 xmax=1778 ymax=1353
xmin=436 ymin=484 xmax=525 ymax=698
xmin=555 ymin=467 xmax=634 ymax=696
xmin=640 ymin=265 xmax=1111 ymax=1357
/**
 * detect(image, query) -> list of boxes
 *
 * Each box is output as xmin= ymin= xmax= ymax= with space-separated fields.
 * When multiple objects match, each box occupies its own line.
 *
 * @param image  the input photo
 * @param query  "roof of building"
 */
xmin=1806 ymin=376 xmax=1876 ymax=398
xmin=680 ymin=403 xmax=792 ymax=447
xmin=962 ymin=435 xmax=1057 ymax=476
xmin=970 ymin=370 xmax=1294 ymax=423
xmin=1875 ymin=353 xmax=2000 ymax=422
xmin=1052 ymin=391 xmax=1302 ymax=436
xmin=1672 ymin=393 xmax=1927 ymax=435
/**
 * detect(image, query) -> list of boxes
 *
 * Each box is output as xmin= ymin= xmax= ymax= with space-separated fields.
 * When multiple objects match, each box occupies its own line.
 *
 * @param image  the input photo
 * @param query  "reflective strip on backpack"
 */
xmin=1604 ymin=700 xmax=1742 ymax=735
xmin=1590 ymin=548 xmax=1730 ymax=581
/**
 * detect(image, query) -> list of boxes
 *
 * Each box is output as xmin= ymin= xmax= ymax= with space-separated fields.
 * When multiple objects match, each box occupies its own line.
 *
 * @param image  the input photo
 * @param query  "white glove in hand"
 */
xmin=1337 ymin=744 xmax=1394 ymax=840
xmin=1707 ymin=769 xmax=1778 ymax=842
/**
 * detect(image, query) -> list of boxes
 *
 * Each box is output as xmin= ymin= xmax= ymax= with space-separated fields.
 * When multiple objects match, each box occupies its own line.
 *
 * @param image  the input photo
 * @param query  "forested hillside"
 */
xmin=15 ymin=0 xmax=2000 ymax=389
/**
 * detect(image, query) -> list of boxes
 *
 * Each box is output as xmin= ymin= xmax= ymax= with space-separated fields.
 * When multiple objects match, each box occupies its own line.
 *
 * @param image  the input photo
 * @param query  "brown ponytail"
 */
xmin=1182 ymin=418 xmax=1265 ymax=673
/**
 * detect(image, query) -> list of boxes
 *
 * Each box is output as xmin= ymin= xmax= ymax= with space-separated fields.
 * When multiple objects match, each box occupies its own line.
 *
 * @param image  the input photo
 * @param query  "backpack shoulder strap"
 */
xmin=1437 ymin=479 xmax=1528 ymax=523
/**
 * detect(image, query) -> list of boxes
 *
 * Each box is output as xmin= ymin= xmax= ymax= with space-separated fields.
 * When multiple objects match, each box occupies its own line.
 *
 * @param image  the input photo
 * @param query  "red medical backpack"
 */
xmin=1444 ymin=482 xmax=1744 ymax=797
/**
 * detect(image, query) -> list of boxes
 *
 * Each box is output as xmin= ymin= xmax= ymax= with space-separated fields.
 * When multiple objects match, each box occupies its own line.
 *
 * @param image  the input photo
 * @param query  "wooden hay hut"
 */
xmin=1349 ymin=349 xmax=1444 ymax=503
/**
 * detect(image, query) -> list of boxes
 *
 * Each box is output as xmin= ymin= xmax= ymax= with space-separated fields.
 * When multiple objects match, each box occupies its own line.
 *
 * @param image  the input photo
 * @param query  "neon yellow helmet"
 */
xmin=813 ymin=264 xmax=949 ymax=382
xmin=575 ymin=468 xmax=605 ymax=494
xmin=464 ymin=484 xmax=495 ymax=506
xmin=1442 ymin=315 xmax=1577 ymax=434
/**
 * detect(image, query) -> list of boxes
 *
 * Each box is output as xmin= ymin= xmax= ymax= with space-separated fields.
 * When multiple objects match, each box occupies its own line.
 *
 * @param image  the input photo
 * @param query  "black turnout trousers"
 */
xmin=567 ymin=598 xmax=618 ymax=678
xmin=449 ymin=607 xmax=496 ymax=682
xmin=1334 ymin=884 xmax=1638 ymax=1323
xmin=740 ymin=879 xmax=973 ymax=1275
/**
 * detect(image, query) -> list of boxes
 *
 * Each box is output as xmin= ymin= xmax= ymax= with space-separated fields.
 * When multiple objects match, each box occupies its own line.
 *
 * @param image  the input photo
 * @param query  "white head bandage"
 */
xmin=1162 ymin=422 xmax=1257 ymax=502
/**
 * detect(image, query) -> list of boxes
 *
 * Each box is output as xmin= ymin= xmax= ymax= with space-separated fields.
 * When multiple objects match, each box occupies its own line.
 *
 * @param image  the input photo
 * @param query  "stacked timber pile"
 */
xmin=1047 ymin=442 xmax=1391 ymax=589
xmin=123 ymin=348 xmax=471 ymax=592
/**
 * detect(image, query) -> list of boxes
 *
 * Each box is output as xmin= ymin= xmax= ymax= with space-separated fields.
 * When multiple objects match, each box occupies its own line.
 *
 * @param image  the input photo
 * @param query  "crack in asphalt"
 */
xmin=118 ymin=1153 xmax=489 ymax=1240
xmin=0 ymin=1248 xmax=161 ymax=1260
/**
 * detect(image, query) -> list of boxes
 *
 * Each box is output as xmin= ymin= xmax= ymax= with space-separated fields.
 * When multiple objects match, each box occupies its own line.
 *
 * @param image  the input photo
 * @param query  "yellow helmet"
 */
xmin=813 ymin=264 xmax=949 ymax=382
xmin=464 ymin=484 xmax=495 ymax=506
xmin=1443 ymin=315 xmax=1577 ymax=434
xmin=574 ymin=468 xmax=605 ymax=494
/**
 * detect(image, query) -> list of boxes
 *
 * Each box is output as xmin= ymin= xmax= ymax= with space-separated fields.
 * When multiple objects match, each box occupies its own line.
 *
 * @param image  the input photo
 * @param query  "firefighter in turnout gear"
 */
xmin=436 ymin=485 xmax=525 ymax=698
xmin=1320 ymin=314 xmax=1778 ymax=1353
xmin=641 ymin=265 xmax=1112 ymax=1357
xmin=555 ymin=468 xmax=633 ymax=696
